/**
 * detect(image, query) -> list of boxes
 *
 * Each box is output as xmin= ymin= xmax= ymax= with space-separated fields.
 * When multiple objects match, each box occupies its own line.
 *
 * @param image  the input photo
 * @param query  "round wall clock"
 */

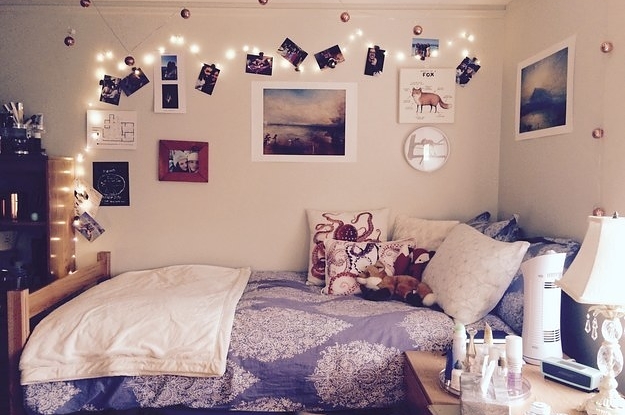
xmin=403 ymin=126 xmax=450 ymax=172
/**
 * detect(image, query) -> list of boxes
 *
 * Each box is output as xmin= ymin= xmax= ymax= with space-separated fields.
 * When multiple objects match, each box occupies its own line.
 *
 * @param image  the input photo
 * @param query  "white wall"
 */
xmin=0 ymin=4 xmax=505 ymax=275
xmin=499 ymin=0 xmax=624 ymax=240
xmin=500 ymin=0 xmax=625 ymax=392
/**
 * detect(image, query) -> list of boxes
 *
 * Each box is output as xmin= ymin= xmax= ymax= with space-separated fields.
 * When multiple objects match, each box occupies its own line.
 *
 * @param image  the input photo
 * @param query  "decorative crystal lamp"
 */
xmin=558 ymin=214 xmax=625 ymax=415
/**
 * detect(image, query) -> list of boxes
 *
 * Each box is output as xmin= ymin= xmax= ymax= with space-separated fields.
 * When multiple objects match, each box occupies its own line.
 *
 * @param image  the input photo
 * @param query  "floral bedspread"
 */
xmin=23 ymin=271 xmax=513 ymax=415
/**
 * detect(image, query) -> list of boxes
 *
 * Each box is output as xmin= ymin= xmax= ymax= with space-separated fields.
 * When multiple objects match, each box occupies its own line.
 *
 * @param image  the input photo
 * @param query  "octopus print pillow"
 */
xmin=322 ymin=238 xmax=416 ymax=295
xmin=306 ymin=208 xmax=390 ymax=286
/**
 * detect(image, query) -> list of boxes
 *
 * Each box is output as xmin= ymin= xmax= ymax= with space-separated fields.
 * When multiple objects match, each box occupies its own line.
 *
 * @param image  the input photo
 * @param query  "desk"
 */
xmin=404 ymin=351 xmax=589 ymax=414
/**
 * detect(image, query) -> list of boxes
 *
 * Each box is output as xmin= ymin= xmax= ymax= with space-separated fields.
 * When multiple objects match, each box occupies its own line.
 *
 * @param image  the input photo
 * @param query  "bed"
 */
xmin=8 ymin=255 xmax=501 ymax=415
xmin=6 ymin=213 xmax=581 ymax=415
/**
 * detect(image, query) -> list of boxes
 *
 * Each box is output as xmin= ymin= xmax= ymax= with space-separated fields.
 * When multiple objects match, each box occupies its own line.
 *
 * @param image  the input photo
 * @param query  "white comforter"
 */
xmin=20 ymin=264 xmax=251 ymax=384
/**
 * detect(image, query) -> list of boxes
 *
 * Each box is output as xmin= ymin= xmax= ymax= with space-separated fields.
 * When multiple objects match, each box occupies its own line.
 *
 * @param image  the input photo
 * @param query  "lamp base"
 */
xmin=580 ymin=305 xmax=625 ymax=415
xmin=580 ymin=388 xmax=625 ymax=415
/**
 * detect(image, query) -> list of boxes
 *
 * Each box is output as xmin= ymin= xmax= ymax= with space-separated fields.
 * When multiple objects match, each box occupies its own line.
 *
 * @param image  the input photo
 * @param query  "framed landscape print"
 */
xmin=515 ymin=36 xmax=575 ymax=140
xmin=251 ymin=82 xmax=357 ymax=162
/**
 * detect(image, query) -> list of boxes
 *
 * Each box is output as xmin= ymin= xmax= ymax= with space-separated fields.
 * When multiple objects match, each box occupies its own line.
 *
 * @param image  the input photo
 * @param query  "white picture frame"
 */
xmin=154 ymin=53 xmax=186 ymax=113
xmin=515 ymin=36 xmax=575 ymax=140
xmin=251 ymin=81 xmax=357 ymax=162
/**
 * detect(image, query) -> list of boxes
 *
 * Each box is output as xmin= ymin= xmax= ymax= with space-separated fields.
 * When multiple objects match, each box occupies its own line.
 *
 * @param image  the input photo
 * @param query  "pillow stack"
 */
xmin=306 ymin=209 xmax=529 ymax=325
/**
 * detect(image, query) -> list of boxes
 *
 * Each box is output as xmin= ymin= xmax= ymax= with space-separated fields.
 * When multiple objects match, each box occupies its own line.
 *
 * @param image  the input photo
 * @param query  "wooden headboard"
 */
xmin=7 ymin=251 xmax=111 ymax=415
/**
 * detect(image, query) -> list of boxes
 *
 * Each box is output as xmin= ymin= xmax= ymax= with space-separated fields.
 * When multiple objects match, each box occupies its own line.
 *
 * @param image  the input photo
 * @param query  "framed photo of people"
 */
xmin=158 ymin=140 xmax=209 ymax=182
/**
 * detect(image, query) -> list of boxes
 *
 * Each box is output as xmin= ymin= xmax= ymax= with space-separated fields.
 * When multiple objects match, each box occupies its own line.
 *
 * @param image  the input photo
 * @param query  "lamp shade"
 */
xmin=558 ymin=215 xmax=625 ymax=306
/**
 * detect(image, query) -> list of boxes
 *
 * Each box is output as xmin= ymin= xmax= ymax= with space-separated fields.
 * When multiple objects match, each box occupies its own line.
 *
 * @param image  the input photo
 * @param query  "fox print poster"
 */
xmin=398 ymin=68 xmax=455 ymax=123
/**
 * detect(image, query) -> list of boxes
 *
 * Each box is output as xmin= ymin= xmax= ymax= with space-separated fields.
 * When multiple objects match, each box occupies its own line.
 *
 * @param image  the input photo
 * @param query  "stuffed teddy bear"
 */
xmin=356 ymin=248 xmax=436 ymax=307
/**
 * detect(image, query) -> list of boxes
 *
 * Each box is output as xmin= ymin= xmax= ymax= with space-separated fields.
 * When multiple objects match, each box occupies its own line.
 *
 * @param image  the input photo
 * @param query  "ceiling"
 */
xmin=0 ymin=0 xmax=513 ymax=9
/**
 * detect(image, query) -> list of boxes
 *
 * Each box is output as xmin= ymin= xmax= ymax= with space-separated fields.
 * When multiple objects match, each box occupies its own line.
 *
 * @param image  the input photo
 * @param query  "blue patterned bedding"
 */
xmin=22 ymin=270 xmax=514 ymax=415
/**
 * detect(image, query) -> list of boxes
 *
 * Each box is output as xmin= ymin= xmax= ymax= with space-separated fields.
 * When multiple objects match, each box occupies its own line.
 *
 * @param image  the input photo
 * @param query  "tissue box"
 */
xmin=460 ymin=373 xmax=510 ymax=415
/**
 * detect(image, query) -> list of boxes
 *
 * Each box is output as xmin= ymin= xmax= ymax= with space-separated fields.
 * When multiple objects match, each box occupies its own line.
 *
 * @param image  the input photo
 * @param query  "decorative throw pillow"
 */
xmin=392 ymin=215 xmax=460 ymax=251
xmin=306 ymin=208 xmax=390 ymax=286
xmin=466 ymin=211 xmax=521 ymax=242
xmin=422 ymin=223 xmax=530 ymax=324
xmin=323 ymin=238 xmax=416 ymax=295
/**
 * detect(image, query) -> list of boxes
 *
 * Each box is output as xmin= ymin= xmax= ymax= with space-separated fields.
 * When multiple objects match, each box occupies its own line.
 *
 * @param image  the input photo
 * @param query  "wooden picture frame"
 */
xmin=515 ymin=36 xmax=575 ymax=140
xmin=158 ymin=140 xmax=208 ymax=182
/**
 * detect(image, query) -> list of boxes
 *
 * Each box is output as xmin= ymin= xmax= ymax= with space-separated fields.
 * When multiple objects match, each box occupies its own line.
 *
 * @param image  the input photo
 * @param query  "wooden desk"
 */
xmin=404 ymin=351 xmax=590 ymax=414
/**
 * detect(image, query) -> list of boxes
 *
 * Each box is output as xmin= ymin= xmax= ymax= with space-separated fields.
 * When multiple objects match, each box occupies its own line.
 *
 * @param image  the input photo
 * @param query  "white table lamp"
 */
xmin=558 ymin=214 xmax=625 ymax=415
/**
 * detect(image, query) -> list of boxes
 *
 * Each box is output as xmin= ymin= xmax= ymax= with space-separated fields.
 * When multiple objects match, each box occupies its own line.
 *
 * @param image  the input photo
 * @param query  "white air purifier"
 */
xmin=520 ymin=251 xmax=566 ymax=365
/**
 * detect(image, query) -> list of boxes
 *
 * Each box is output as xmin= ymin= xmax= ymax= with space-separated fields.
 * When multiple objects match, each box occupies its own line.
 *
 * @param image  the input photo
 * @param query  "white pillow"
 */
xmin=306 ymin=208 xmax=390 ymax=286
xmin=422 ymin=223 xmax=530 ymax=324
xmin=392 ymin=215 xmax=459 ymax=251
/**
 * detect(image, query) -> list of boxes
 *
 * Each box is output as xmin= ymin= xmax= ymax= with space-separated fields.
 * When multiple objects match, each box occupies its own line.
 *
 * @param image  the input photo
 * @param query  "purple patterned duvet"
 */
xmin=22 ymin=271 xmax=513 ymax=415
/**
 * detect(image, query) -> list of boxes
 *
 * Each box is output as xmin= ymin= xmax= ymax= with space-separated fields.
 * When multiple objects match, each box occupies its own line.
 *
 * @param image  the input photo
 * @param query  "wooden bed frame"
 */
xmin=7 ymin=251 xmax=112 ymax=415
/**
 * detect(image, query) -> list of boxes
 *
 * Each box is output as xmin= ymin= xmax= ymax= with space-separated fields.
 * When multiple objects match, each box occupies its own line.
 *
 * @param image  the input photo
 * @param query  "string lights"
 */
xmin=73 ymin=0 xmax=483 ymax=163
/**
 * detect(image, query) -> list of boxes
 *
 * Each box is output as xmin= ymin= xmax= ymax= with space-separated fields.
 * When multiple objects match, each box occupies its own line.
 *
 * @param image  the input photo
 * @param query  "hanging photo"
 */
xmin=99 ymin=75 xmax=122 ymax=105
xmin=75 ymin=212 xmax=105 ymax=242
xmin=314 ymin=45 xmax=345 ymax=70
xmin=456 ymin=57 xmax=480 ymax=86
xmin=195 ymin=63 xmax=221 ymax=95
xmin=121 ymin=67 xmax=150 ymax=96
xmin=364 ymin=45 xmax=385 ymax=76
xmin=160 ymin=54 xmax=179 ymax=80
xmin=411 ymin=38 xmax=439 ymax=61
xmin=74 ymin=179 xmax=103 ymax=218
xmin=277 ymin=37 xmax=308 ymax=69
xmin=246 ymin=53 xmax=273 ymax=76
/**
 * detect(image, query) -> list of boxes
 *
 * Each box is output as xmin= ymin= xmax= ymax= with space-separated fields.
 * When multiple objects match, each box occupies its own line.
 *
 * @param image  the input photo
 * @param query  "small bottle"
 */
xmin=452 ymin=322 xmax=467 ymax=369
xmin=465 ymin=327 xmax=478 ymax=372
xmin=451 ymin=360 xmax=463 ymax=391
xmin=506 ymin=335 xmax=523 ymax=394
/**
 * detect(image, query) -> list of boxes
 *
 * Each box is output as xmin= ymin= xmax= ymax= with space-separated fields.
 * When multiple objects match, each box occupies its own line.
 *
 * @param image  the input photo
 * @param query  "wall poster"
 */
xmin=86 ymin=110 xmax=137 ymax=150
xmin=398 ymin=68 xmax=455 ymax=124
xmin=251 ymin=81 xmax=357 ymax=162
xmin=93 ymin=162 xmax=130 ymax=206
xmin=515 ymin=36 xmax=575 ymax=140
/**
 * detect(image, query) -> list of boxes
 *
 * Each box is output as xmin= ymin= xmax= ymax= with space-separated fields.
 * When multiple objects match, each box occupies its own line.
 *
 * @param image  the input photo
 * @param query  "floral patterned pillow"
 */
xmin=322 ymin=238 xmax=416 ymax=295
xmin=466 ymin=211 xmax=521 ymax=242
xmin=306 ymin=208 xmax=390 ymax=286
